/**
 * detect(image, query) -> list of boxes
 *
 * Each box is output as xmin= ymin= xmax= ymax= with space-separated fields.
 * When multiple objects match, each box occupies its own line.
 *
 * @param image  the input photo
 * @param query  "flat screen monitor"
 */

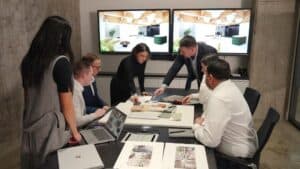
xmin=173 ymin=9 xmax=252 ymax=55
xmin=98 ymin=9 xmax=171 ymax=54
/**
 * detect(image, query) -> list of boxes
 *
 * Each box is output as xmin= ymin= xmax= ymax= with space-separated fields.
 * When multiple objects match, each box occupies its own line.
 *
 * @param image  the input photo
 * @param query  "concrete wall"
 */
xmin=0 ymin=1 xmax=81 ymax=169
xmin=249 ymin=0 xmax=296 ymax=120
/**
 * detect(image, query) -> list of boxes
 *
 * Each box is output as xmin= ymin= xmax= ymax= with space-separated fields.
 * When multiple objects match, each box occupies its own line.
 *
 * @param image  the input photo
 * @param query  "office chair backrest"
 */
xmin=255 ymin=107 xmax=280 ymax=156
xmin=244 ymin=87 xmax=261 ymax=114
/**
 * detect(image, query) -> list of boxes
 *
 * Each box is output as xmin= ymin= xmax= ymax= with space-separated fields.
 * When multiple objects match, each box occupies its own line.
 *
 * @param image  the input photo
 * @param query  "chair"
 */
xmin=215 ymin=107 xmax=280 ymax=169
xmin=244 ymin=87 xmax=261 ymax=115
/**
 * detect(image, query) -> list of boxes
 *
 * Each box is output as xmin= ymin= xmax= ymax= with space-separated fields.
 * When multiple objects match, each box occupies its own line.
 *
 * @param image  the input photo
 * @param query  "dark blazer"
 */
xmin=83 ymin=80 xmax=106 ymax=114
xmin=110 ymin=55 xmax=146 ymax=106
xmin=163 ymin=42 xmax=217 ymax=90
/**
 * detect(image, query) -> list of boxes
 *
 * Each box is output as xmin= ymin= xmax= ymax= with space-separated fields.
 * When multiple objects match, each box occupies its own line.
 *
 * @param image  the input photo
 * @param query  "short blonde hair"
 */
xmin=82 ymin=53 xmax=101 ymax=65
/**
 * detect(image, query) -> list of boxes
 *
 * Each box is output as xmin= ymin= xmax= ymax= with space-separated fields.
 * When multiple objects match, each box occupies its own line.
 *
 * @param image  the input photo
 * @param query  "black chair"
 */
xmin=215 ymin=107 xmax=280 ymax=169
xmin=244 ymin=87 xmax=261 ymax=115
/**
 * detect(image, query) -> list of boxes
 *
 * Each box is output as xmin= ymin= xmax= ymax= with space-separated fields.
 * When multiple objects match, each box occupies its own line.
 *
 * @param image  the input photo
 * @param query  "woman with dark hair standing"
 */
xmin=110 ymin=43 xmax=151 ymax=106
xmin=20 ymin=16 xmax=81 ymax=169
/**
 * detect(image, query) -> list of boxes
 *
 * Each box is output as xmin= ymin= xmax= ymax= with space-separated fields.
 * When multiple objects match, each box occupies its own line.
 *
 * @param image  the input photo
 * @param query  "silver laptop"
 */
xmin=80 ymin=108 xmax=126 ymax=144
xmin=58 ymin=144 xmax=104 ymax=169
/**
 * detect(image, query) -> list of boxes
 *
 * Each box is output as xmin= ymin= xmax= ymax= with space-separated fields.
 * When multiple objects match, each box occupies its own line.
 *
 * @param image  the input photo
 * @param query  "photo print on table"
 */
xmin=127 ymin=145 xmax=153 ymax=167
xmin=174 ymin=146 xmax=196 ymax=169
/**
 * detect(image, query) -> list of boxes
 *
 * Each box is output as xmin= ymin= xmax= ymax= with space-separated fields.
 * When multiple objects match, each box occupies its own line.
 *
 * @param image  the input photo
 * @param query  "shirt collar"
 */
xmin=91 ymin=76 xmax=95 ymax=83
xmin=74 ymin=79 xmax=84 ymax=92
xmin=213 ymin=79 xmax=231 ymax=92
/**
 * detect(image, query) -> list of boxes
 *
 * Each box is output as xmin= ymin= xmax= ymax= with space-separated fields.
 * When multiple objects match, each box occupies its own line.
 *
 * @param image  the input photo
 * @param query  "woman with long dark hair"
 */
xmin=21 ymin=16 xmax=81 ymax=169
xmin=110 ymin=43 xmax=151 ymax=106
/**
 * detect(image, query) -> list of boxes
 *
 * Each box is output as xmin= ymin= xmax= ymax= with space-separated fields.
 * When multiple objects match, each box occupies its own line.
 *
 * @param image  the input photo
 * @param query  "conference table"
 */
xmin=43 ymin=88 xmax=217 ymax=169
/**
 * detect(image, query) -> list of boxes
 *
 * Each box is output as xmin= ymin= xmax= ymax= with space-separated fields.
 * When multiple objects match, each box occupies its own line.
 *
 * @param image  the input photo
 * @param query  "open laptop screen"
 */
xmin=105 ymin=108 xmax=127 ymax=138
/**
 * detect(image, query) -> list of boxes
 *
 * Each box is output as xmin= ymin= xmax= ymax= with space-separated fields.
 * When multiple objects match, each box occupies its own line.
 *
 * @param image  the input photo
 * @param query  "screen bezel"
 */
xmin=97 ymin=8 xmax=172 ymax=56
xmin=171 ymin=8 xmax=253 ymax=56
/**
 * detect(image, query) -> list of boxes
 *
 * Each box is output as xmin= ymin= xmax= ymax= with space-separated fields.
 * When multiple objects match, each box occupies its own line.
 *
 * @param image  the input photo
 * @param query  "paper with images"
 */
xmin=163 ymin=143 xmax=209 ymax=169
xmin=114 ymin=141 xmax=164 ymax=169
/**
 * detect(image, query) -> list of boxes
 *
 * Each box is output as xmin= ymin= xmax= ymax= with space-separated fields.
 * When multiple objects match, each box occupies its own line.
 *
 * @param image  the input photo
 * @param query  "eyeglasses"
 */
xmin=92 ymin=65 xmax=101 ymax=69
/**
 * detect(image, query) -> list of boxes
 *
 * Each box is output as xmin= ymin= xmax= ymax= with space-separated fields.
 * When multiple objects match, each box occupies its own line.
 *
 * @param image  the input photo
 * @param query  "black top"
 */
xmin=115 ymin=55 xmax=146 ymax=94
xmin=163 ymin=42 xmax=217 ymax=90
xmin=52 ymin=57 xmax=73 ymax=92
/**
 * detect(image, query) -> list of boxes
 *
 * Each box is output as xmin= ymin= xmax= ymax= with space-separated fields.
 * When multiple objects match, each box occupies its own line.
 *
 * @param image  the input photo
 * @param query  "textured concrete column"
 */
xmin=249 ymin=0 xmax=296 ymax=120
xmin=0 ymin=1 xmax=81 ymax=169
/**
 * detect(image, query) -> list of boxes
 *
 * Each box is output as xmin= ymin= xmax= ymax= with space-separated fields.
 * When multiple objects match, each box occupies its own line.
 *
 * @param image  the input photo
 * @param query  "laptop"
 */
xmin=57 ymin=144 xmax=104 ymax=169
xmin=80 ymin=108 xmax=127 ymax=144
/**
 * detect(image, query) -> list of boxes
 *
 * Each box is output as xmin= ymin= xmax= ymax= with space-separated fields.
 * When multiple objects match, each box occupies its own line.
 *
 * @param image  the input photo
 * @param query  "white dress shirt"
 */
xmin=190 ymin=75 xmax=212 ymax=111
xmin=73 ymin=79 xmax=98 ymax=127
xmin=193 ymin=80 xmax=258 ymax=158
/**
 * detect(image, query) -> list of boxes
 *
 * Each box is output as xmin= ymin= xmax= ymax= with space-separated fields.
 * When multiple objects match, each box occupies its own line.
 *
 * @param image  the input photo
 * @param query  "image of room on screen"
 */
xmin=173 ymin=9 xmax=251 ymax=54
xmin=98 ymin=10 xmax=170 ymax=53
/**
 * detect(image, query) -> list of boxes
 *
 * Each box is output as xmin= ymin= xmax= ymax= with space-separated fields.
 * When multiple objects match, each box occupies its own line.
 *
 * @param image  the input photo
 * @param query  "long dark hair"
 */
xmin=21 ymin=16 xmax=74 ymax=88
xmin=131 ymin=43 xmax=151 ymax=60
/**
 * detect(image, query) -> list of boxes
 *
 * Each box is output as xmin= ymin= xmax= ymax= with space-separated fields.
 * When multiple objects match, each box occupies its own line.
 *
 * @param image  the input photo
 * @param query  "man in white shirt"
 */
xmin=193 ymin=59 xmax=258 ymax=159
xmin=73 ymin=60 xmax=106 ymax=128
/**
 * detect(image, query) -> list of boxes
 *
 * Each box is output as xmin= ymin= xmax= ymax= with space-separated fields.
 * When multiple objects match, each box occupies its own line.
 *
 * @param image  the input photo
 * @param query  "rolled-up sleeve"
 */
xmin=193 ymin=97 xmax=231 ymax=147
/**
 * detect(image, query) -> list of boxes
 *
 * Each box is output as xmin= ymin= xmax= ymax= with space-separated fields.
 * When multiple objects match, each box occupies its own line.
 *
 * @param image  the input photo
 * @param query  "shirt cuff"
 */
xmin=192 ymin=123 xmax=202 ymax=130
xmin=191 ymin=93 xmax=199 ymax=99
xmin=161 ymin=84 xmax=168 ymax=88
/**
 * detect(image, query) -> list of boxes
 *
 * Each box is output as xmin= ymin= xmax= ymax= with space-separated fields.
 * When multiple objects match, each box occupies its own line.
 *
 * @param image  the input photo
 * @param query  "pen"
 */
xmin=151 ymin=135 xmax=155 ymax=142
xmin=124 ymin=133 xmax=131 ymax=141
xmin=169 ymin=130 xmax=186 ymax=134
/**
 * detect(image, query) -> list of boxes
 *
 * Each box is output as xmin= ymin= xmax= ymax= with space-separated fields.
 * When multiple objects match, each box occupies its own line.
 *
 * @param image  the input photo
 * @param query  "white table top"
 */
xmin=99 ymin=96 xmax=194 ymax=128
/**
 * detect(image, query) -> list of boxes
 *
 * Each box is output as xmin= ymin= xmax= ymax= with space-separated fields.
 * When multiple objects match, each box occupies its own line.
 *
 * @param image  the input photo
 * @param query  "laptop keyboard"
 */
xmin=92 ymin=129 xmax=112 ymax=140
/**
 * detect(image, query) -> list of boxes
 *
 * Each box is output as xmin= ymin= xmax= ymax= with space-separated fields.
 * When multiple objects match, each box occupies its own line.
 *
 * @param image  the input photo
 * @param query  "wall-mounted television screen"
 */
xmin=173 ymin=9 xmax=252 ymax=55
xmin=98 ymin=9 xmax=170 ymax=54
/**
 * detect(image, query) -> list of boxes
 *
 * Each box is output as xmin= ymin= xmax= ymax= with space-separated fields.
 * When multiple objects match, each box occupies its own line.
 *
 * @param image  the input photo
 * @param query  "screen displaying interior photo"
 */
xmin=98 ymin=10 xmax=170 ymax=53
xmin=173 ymin=9 xmax=251 ymax=54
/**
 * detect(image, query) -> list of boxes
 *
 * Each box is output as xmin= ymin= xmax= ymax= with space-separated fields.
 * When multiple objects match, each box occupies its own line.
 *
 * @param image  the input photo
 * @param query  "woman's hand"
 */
xmin=130 ymin=95 xmax=140 ymax=105
xmin=69 ymin=131 xmax=82 ymax=145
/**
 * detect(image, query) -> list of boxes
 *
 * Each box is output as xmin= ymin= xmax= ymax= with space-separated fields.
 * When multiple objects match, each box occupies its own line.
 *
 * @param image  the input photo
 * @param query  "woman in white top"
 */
xmin=73 ymin=60 xmax=106 ymax=127
xmin=181 ymin=54 xmax=219 ymax=111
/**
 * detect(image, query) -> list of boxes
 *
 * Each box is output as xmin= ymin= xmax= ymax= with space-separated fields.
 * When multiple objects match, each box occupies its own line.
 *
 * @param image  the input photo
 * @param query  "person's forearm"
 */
xmin=59 ymin=92 xmax=79 ymax=135
xmin=76 ymin=113 xmax=98 ymax=128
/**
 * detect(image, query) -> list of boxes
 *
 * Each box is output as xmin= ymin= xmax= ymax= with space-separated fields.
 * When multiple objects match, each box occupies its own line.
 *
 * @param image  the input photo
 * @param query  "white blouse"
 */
xmin=73 ymin=79 xmax=98 ymax=127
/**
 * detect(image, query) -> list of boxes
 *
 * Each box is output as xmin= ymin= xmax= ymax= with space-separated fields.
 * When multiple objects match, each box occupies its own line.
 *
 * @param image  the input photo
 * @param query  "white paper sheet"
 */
xmin=114 ymin=141 xmax=164 ymax=169
xmin=163 ymin=143 xmax=209 ymax=169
